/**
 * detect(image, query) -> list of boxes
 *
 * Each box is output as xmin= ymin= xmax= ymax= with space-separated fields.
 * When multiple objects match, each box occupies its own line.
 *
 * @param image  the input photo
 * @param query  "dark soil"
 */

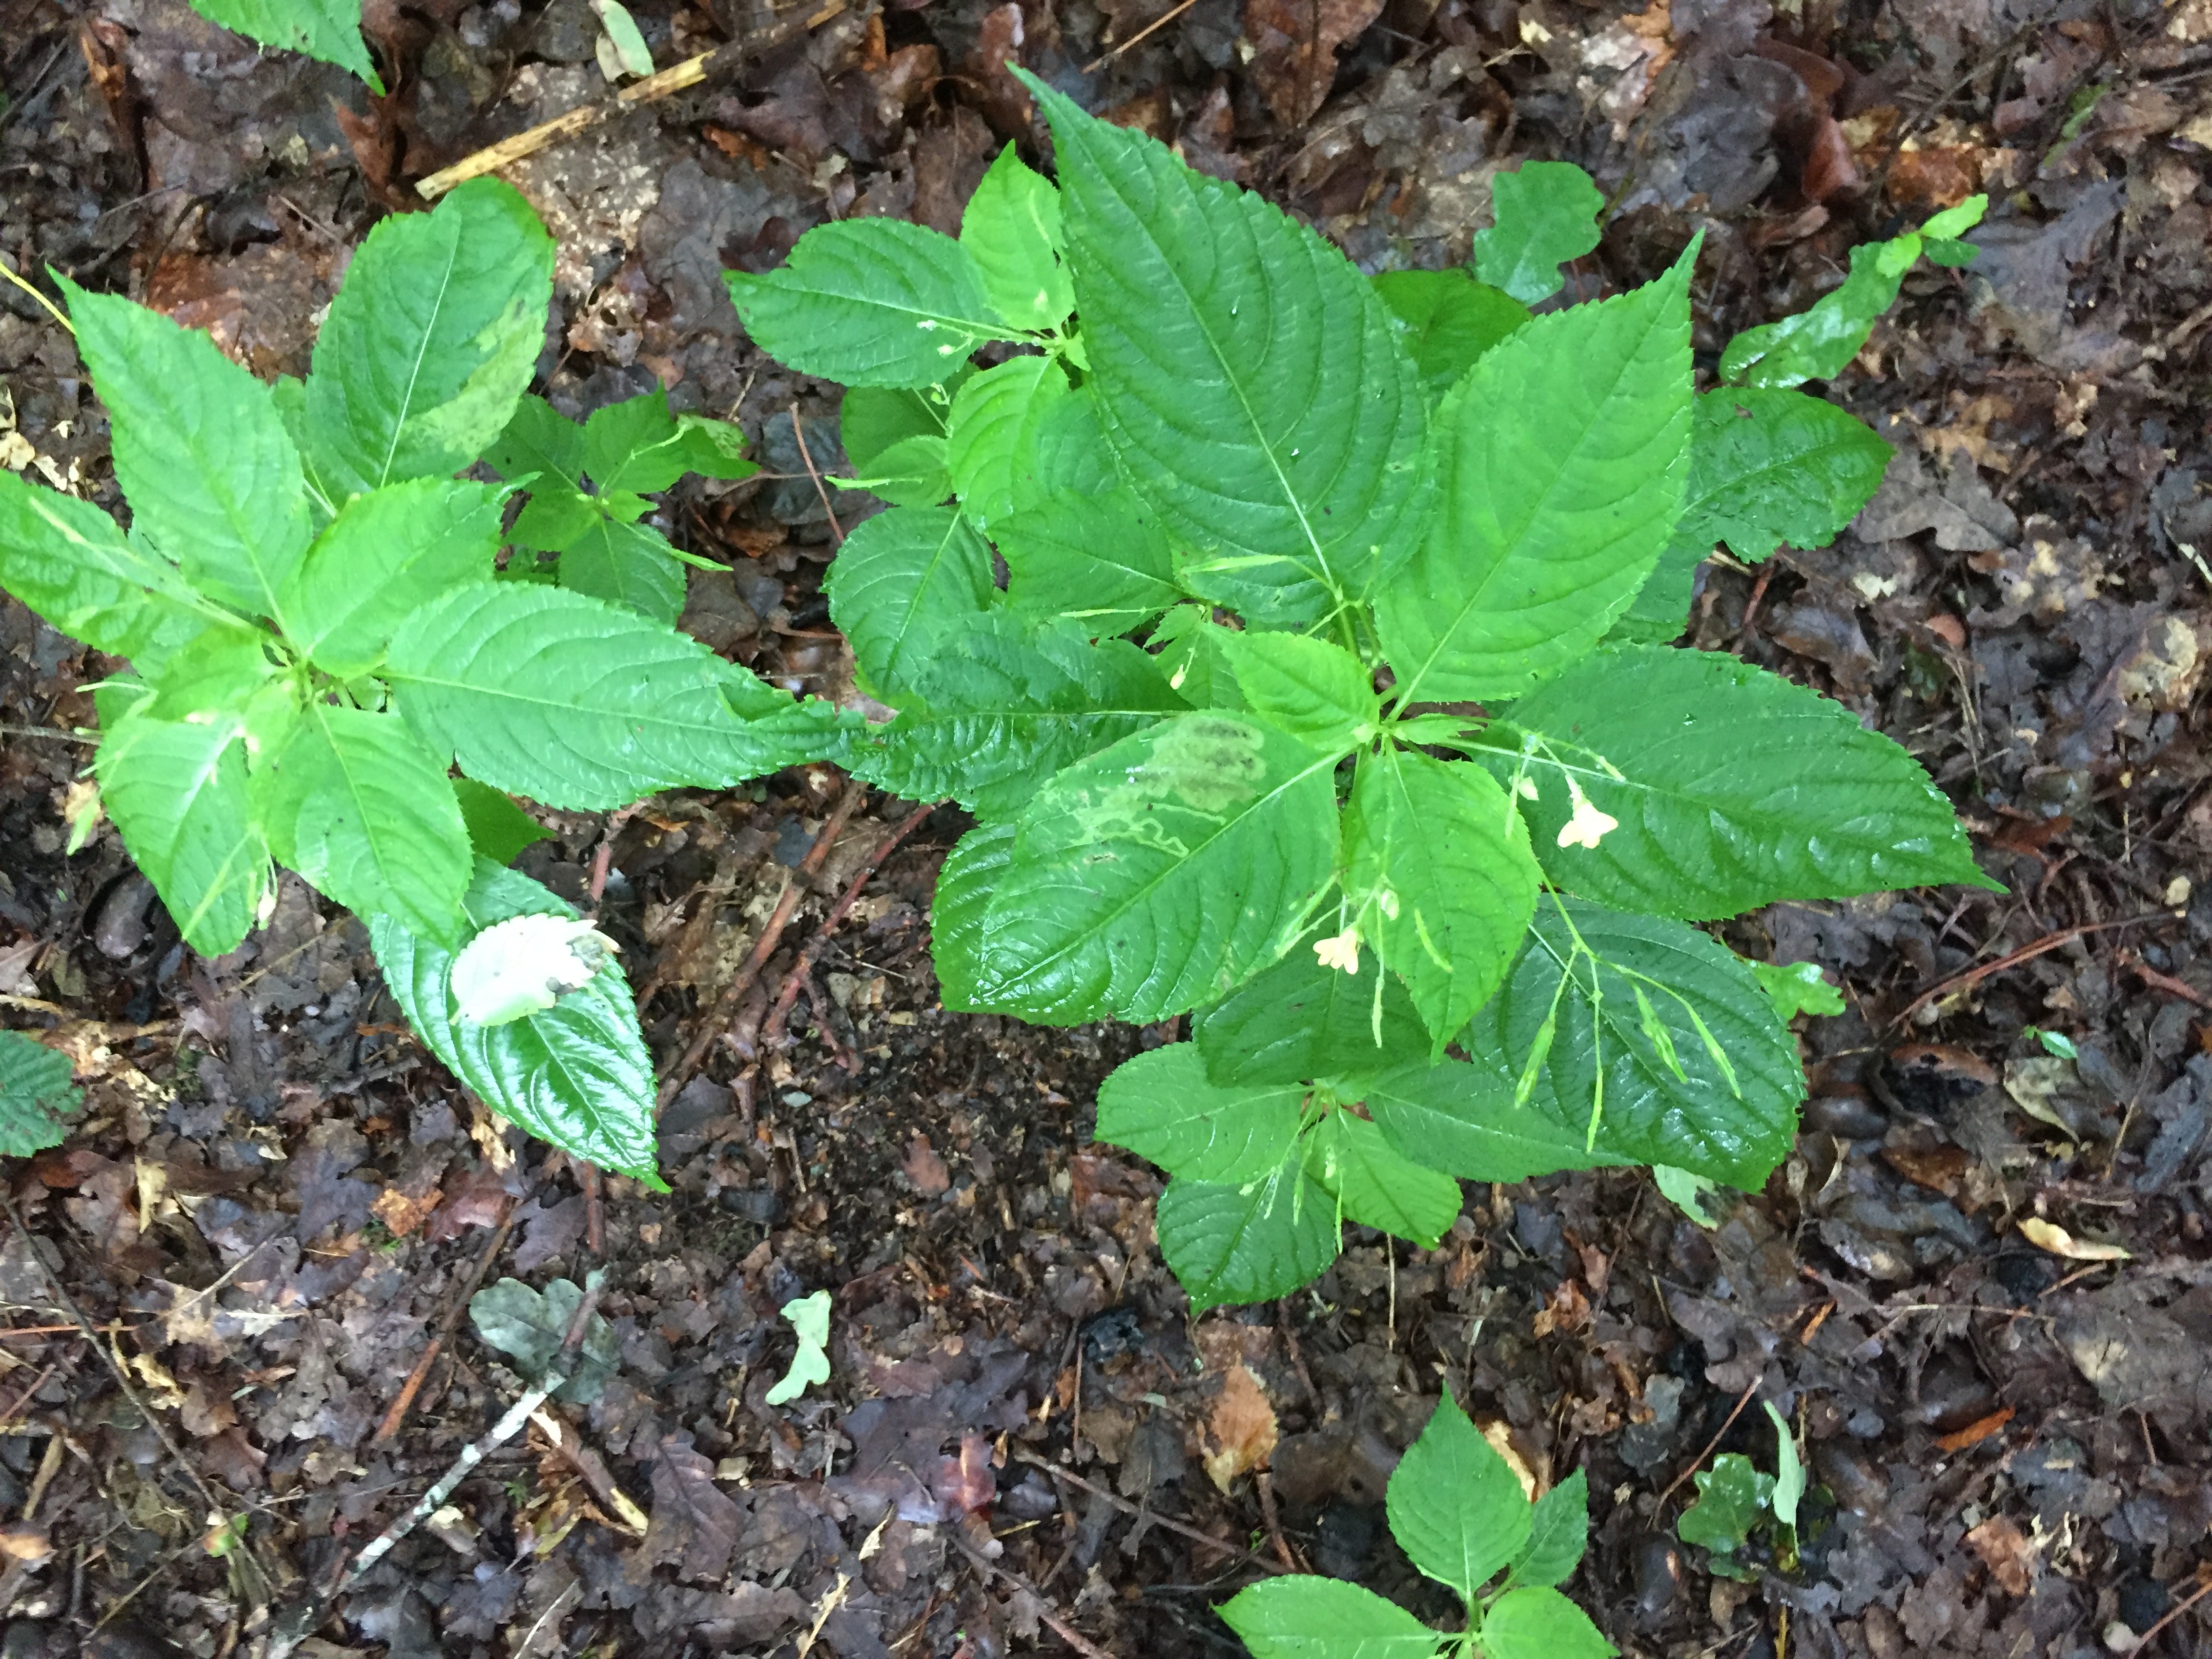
xmin=3 ymin=1 xmax=2211 ymax=1656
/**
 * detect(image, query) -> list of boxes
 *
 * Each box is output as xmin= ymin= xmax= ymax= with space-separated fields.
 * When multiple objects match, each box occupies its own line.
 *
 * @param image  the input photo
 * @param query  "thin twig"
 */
xmin=762 ymin=800 xmax=935 ymax=1050
xmin=788 ymin=407 xmax=845 ymax=545
xmin=2116 ymin=948 xmax=2212 ymax=1013
xmin=2130 ymin=1568 xmax=2212 ymax=1649
xmin=949 ymin=1533 xmax=1117 ymax=1659
xmin=1654 ymin=1376 xmax=1762 ymax=1511
xmin=371 ymin=1197 xmax=518 ymax=1446
xmin=1012 ymin=1450 xmax=1290 ymax=1577
xmin=1081 ymin=0 xmax=1201 ymax=72
xmin=1891 ymin=912 xmax=2177 ymax=1027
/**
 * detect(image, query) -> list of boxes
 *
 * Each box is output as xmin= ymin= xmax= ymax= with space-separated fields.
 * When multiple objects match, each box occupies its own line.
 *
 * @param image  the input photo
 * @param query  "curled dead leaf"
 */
xmin=1202 ymin=1364 xmax=1278 ymax=1492
xmin=2018 ymin=1216 xmax=2130 ymax=1261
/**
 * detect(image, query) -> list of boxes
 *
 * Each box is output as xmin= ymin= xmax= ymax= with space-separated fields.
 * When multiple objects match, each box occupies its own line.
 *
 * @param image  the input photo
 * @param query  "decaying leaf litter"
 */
xmin=2 ymin=0 xmax=2210 ymax=1654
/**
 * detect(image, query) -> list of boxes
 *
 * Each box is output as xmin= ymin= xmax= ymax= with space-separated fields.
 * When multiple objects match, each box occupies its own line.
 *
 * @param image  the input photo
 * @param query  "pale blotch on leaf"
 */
xmin=450 ymin=913 xmax=618 ymax=1027
xmin=1555 ymin=776 xmax=1618 ymax=851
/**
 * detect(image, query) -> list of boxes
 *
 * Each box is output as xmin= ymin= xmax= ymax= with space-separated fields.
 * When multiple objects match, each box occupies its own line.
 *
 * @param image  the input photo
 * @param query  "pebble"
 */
xmin=91 ymin=874 xmax=155 ymax=960
xmin=1805 ymin=1092 xmax=1887 ymax=1139
xmin=1633 ymin=1534 xmax=1681 ymax=1620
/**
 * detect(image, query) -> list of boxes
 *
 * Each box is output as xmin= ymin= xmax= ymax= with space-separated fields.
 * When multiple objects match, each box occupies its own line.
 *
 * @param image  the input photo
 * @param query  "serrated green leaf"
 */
xmin=846 ymin=434 xmax=952 ymax=509
xmin=582 ymin=390 xmax=756 ymax=494
xmin=485 ymin=392 xmax=587 ymax=491
xmin=1217 ymin=633 xmax=1377 ymax=754
xmin=251 ymin=703 xmax=472 ymax=944
xmin=1021 ymin=71 xmax=1431 ymax=626
xmin=1155 ymin=1164 xmax=1342 ymax=1312
xmin=1096 ymin=1044 xmax=1305 ymax=1184
xmin=1506 ymin=1470 xmax=1589 ymax=1590
xmin=1218 ymin=1576 xmax=1444 ymax=1659
xmin=1380 ymin=257 xmax=1692 ymax=704
xmin=1007 ymin=381 xmax=1115 ymax=511
xmin=0 ymin=1031 xmax=80 ymax=1158
xmin=727 ymin=220 xmax=1011 ymax=389
xmin=183 ymin=0 xmax=380 ymax=85
xmin=1465 ymin=899 xmax=1802 ymax=1187
xmin=846 ymin=615 xmax=1184 ymax=817
xmin=1345 ymin=750 xmax=1540 ymax=1046
xmin=557 ymin=514 xmax=687 ymax=624
xmin=0 ymin=472 xmax=239 ymax=675
xmin=1479 ymin=1587 xmax=1614 ymax=1659
xmin=1372 ymin=269 xmax=1532 ymax=398
xmin=951 ymin=714 xmax=1338 ymax=1024
xmin=928 ymin=819 xmax=1015 ymax=1011
xmin=468 ymin=1275 xmax=621 ymax=1401
xmin=141 ymin=628 xmax=279 ymax=722
xmin=1388 ymin=1391 xmax=1531 ymax=1600
xmin=840 ymin=382 xmax=960 ymax=472
xmin=373 ymin=859 xmax=660 ymax=1181
xmin=281 ymin=478 xmax=505 ymax=676
xmin=1364 ymin=1057 xmax=1633 ymax=1183
xmin=1195 ymin=949 xmax=1428 ymax=1089
xmin=823 ymin=506 xmax=995 ymax=701
xmin=1676 ymin=388 xmax=1893 ymax=562
xmin=1302 ymin=1111 xmax=1462 ymax=1248
xmin=1676 ymin=1454 xmax=1771 ymax=1556
xmin=387 ymin=582 xmax=818 ymax=810
xmin=304 ymin=180 xmax=555 ymax=499
xmin=1750 ymin=959 xmax=1844 ymax=1021
xmin=961 ymin=142 xmax=1073 ymax=331
xmin=451 ymin=778 xmax=551 ymax=866
xmin=945 ymin=354 xmax=1069 ymax=531
xmin=95 ymin=703 xmax=270 ymax=956
xmin=1490 ymin=644 xmax=1994 ymax=918
xmin=999 ymin=486 xmax=1181 ymax=634
xmin=1473 ymin=161 xmax=1605 ymax=304
xmin=63 ymin=281 xmax=311 ymax=624
xmin=1148 ymin=604 xmax=1246 ymax=710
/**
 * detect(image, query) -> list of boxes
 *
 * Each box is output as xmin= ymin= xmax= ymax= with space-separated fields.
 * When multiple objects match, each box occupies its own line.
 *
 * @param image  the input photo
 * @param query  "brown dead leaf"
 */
xmin=1244 ymin=0 xmax=1387 ymax=128
xmin=1202 ymin=1364 xmax=1279 ymax=1492
xmin=1964 ymin=1515 xmax=2039 ymax=1595
xmin=903 ymin=1135 xmax=950 ymax=1196
xmin=1881 ymin=1142 xmax=1970 ymax=1200
xmin=642 ymin=1431 xmax=741 ymax=1582
xmin=1479 ymin=1418 xmax=1541 ymax=1501
xmin=1934 ymin=1406 xmax=2014 ymax=1452
xmin=370 ymin=1183 xmax=441 ymax=1239
xmin=1530 ymin=1277 xmax=1592 ymax=1339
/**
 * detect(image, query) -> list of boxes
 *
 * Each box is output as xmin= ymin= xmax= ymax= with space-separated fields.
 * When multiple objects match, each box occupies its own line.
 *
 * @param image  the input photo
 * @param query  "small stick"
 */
xmin=948 ymin=1534 xmax=1116 ymax=1659
xmin=2117 ymin=947 xmax=2212 ymax=1013
xmin=1081 ymin=0 xmax=1200 ymax=72
xmin=579 ymin=1161 xmax=605 ymax=1256
xmin=1254 ymin=1472 xmax=1302 ymax=1572
xmin=1011 ymin=1449 xmax=1290 ymax=1576
xmin=371 ymin=1197 xmax=518 ymax=1446
xmin=655 ymin=781 xmax=867 ymax=1113
xmin=2130 ymin=1568 xmax=2212 ymax=1649
xmin=1891 ymin=912 xmax=2175 ymax=1027
xmin=761 ymin=800 xmax=935 ymax=1049
xmin=1653 ymin=1376 xmax=1762 ymax=1511
xmin=414 ymin=1 xmax=850 ymax=199
xmin=788 ymin=407 xmax=844 ymax=546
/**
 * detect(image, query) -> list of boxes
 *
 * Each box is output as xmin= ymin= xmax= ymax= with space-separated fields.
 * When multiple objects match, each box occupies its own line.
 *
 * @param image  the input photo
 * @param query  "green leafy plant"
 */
xmin=0 ymin=180 xmax=845 ymax=1183
xmin=0 ymin=1030 xmax=80 ymax=1156
xmin=725 ymin=83 xmax=1992 ymax=1310
xmin=1223 ymin=1393 xmax=1610 ymax=1658
xmin=185 ymin=0 xmax=381 ymax=89
xmin=1677 ymin=1401 xmax=1807 ymax=1579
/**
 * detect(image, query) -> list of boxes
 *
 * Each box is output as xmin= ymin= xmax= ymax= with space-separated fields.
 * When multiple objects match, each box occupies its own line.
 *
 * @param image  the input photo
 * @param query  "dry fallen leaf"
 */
xmin=1202 ymin=1364 xmax=1279 ymax=1492
xmin=370 ymin=1182 xmax=441 ymax=1239
xmin=1964 ymin=1514 xmax=2039 ymax=1595
xmin=1479 ymin=1418 xmax=1541 ymax=1502
xmin=2018 ymin=1216 xmax=2131 ymax=1261
xmin=903 ymin=1134 xmax=951 ymax=1196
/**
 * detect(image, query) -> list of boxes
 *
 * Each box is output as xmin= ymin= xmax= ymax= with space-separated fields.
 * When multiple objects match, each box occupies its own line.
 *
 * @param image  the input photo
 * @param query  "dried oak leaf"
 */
xmin=1243 ymin=0 xmax=1387 ymax=128
xmin=642 ymin=1431 xmax=741 ymax=1582
xmin=1202 ymin=1363 xmax=1279 ymax=1492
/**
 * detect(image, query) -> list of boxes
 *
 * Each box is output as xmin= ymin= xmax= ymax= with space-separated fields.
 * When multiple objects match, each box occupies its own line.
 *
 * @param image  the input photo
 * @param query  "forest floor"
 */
xmin=3 ymin=0 xmax=2211 ymax=1656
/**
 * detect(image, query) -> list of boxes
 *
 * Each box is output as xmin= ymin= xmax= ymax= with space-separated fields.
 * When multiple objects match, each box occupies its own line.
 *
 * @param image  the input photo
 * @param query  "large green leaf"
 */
xmin=251 ymin=703 xmax=472 ymax=943
xmin=951 ymin=714 xmax=1340 ymax=1024
xmin=1465 ymin=899 xmax=1802 ymax=1187
xmin=1372 ymin=270 xmax=1530 ymax=399
xmin=1094 ymin=1043 xmax=1305 ymax=1184
xmin=845 ymin=615 xmax=1184 ymax=817
xmin=822 ymin=506 xmax=994 ymax=701
xmin=1364 ymin=1058 xmax=1631 ymax=1183
xmin=1194 ymin=949 xmax=1428 ymax=1088
xmin=1006 ymin=382 xmax=1115 ymax=511
xmin=1490 ymin=644 xmax=1993 ymax=918
xmin=303 ymin=180 xmax=555 ymax=499
xmin=183 ymin=0 xmax=378 ymax=85
xmin=1022 ymin=73 xmax=1431 ymax=626
xmin=1155 ymin=1164 xmax=1341 ymax=1312
xmin=387 ymin=583 xmax=819 ymax=811
xmin=1479 ymin=1588 xmax=1614 ymax=1659
xmin=0 ymin=1031 xmax=80 ymax=1158
xmin=1388 ymin=1392 xmax=1530 ymax=1601
xmin=1217 ymin=633 xmax=1378 ymax=756
xmin=63 ymin=282 xmax=310 ymax=624
xmin=1675 ymin=388 xmax=1893 ymax=562
xmin=1344 ymin=750 xmax=1539 ymax=1046
xmin=1472 ymin=161 xmax=1605 ymax=304
xmin=557 ymin=514 xmax=687 ymax=626
xmin=1506 ymin=1469 xmax=1590 ymax=1591
xmin=1301 ymin=1111 xmax=1463 ymax=1248
xmin=281 ymin=479 xmax=505 ymax=676
xmin=0 ymin=471 xmax=241 ymax=674
xmin=928 ymin=819 xmax=1017 ymax=1011
xmin=960 ymin=143 xmax=1073 ymax=331
xmin=1218 ymin=1576 xmax=1443 ymax=1659
xmin=370 ymin=859 xmax=659 ymax=1181
xmin=1379 ymin=258 xmax=1692 ymax=705
xmin=96 ymin=703 xmax=270 ymax=956
xmin=726 ymin=220 xmax=1012 ymax=389
xmin=998 ymin=486 xmax=1181 ymax=636
xmin=944 ymin=354 xmax=1069 ymax=531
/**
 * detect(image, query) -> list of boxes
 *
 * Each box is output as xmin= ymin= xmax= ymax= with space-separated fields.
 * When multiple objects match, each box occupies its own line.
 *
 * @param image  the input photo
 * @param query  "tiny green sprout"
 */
xmin=2026 ymin=1026 xmax=2079 ymax=1061
xmin=765 ymin=1290 xmax=834 ymax=1407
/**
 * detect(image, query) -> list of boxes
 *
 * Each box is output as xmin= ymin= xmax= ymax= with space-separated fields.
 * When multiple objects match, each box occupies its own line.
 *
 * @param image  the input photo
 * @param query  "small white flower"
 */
xmin=1313 ymin=926 xmax=1361 ymax=975
xmin=1514 ymin=775 xmax=1539 ymax=801
xmin=1556 ymin=777 xmax=1618 ymax=851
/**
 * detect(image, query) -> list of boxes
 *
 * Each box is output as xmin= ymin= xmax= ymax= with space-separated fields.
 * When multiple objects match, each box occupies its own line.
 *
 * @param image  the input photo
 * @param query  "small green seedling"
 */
xmin=1677 ymin=1400 xmax=1806 ymax=1579
xmin=764 ymin=1289 xmax=833 ymax=1406
xmin=0 ymin=1031 xmax=79 ymax=1157
xmin=2025 ymin=1026 xmax=2078 ymax=1061
xmin=1222 ymin=1393 xmax=1612 ymax=1659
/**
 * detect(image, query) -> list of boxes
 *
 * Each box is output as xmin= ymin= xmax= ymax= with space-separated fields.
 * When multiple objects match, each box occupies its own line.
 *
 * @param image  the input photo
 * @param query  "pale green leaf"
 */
xmin=823 ymin=506 xmax=995 ymax=700
xmin=371 ymin=859 xmax=660 ymax=1181
xmin=1479 ymin=1587 xmax=1614 ymax=1659
xmin=251 ymin=703 xmax=472 ymax=943
xmin=1654 ymin=1163 xmax=1723 ymax=1228
xmin=927 ymin=820 xmax=1016 ymax=1012
xmin=1149 ymin=605 xmax=1246 ymax=711
xmin=1218 ymin=1576 xmax=1443 ymax=1659
xmin=1473 ymin=161 xmax=1605 ymax=304
xmin=1388 ymin=1391 xmax=1531 ymax=1599
xmin=182 ymin=0 xmax=379 ymax=84
xmin=1193 ymin=949 xmax=1428 ymax=1089
xmin=557 ymin=514 xmax=687 ymax=624
xmin=766 ymin=1290 xmax=833 ymax=1405
xmin=999 ymin=486 xmax=1181 ymax=634
xmin=1380 ymin=256 xmax=1693 ymax=704
xmin=950 ymin=714 xmax=1339 ymax=1024
xmin=1767 ymin=1401 xmax=1805 ymax=1532
xmin=1022 ymin=71 xmax=1431 ymax=625
xmin=726 ymin=220 xmax=1011 ymax=389
xmin=0 ymin=1031 xmax=79 ymax=1158
xmin=141 ymin=628 xmax=279 ymax=722
xmin=846 ymin=434 xmax=951 ymax=508
xmin=1675 ymin=388 xmax=1893 ymax=562
xmin=1097 ymin=1044 xmax=1305 ymax=1185
xmin=1490 ymin=644 xmax=1994 ymax=917
xmin=1217 ymin=633 xmax=1377 ymax=754
xmin=945 ymin=354 xmax=1069 ymax=531
xmin=1345 ymin=750 xmax=1540 ymax=1045
xmin=1750 ymin=959 xmax=1844 ymax=1021
xmin=304 ymin=180 xmax=556 ymax=498
xmin=95 ymin=703 xmax=270 ymax=956
xmin=1505 ymin=1470 xmax=1589 ymax=1590
xmin=451 ymin=777 xmax=551 ymax=866
xmin=63 ymin=281 xmax=311 ymax=624
xmin=592 ymin=0 xmax=653 ymax=75
xmin=281 ymin=478 xmax=505 ymax=675
xmin=1372 ymin=269 xmax=1532 ymax=398
xmin=1155 ymin=1164 xmax=1341 ymax=1313
xmin=468 ymin=1275 xmax=620 ymax=1401
xmin=840 ymin=382 xmax=959 ymax=472
xmin=960 ymin=142 xmax=1073 ymax=331
xmin=1364 ymin=1057 xmax=1634 ymax=1183
xmin=1301 ymin=1111 xmax=1463 ymax=1248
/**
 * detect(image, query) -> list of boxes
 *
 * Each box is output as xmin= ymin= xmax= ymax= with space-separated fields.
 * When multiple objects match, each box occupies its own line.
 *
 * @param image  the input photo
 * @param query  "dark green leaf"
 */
xmin=1387 ymin=1391 xmax=1531 ymax=1599
xmin=998 ymin=486 xmax=1181 ymax=636
xmin=823 ymin=506 xmax=996 ymax=701
xmin=1155 ymin=1164 xmax=1341 ymax=1313
xmin=928 ymin=820 xmax=1016 ymax=1012
xmin=1506 ymin=1470 xmax=1589 ymax=1590
xmin=96 ymin=702 xmax=270 ymax=956
xmin=1372 ymin=269 xmax=1531 ymax=398
xmin=451 ymin=778 xmax=552 ymax=866
xmin=0 ymin=1031 xmax=81 ymax=1158
xmin=840 ymin=382 xmax=959 ymax=472
xmin=1364 ymin=1057 xmax=1634 ymax=1183
xmin=1194 ymin=949 xmax=1428 ymax=1089
xmin=945 ymin=354 xmax=1070 ymax=531
xmin=468 ymin=1275 xmax=621 ymax=1402
xmin=1675 ymin=1454 xmax=1771 ymax=1556
xmin=1301 ymin=1111 xmax=1463 ymax=1248
xmin=557 ymin=514 xmax=687 ymax=625
xmin=1094 ymin=1043 xmax=1305 ymax=1184
xmin=1675 ymin=389 xmax=1893 ymax=562
xmin=281 ymin=478 xmax=506 ymax=675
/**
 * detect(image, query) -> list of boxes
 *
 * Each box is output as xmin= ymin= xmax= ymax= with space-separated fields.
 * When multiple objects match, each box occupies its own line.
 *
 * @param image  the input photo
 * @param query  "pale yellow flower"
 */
xmin=1556 ymin=777 xmax=1618 ymax=851
xmin=1313 ymin=925 xmax=1361 ymax=975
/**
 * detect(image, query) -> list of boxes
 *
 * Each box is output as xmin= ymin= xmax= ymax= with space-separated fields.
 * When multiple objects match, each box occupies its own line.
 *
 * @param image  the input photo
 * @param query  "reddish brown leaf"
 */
xmin=1964 ymin=1514 xmax=2039 ymax=1595
xmin=903 ymin=1135 xmax=951 ymax=1196
xmin=1243 ymin=0 xmax=1387 ymax=128
xmin=1202 ymin=1363 xmax=1279 ymax=1491
xmin=1935 ymin=1406 xmax=2015 ymax=1452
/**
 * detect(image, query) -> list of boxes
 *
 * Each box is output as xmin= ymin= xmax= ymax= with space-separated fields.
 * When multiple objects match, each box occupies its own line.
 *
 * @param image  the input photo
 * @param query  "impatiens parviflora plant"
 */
xmin=728 ymin=77 xmax=1994 ymax=1311
xmin=1223 ymin=1393 xmax=1611 ymax=1659
xmin=0 ymin=179 xmax=848 ymax=1185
